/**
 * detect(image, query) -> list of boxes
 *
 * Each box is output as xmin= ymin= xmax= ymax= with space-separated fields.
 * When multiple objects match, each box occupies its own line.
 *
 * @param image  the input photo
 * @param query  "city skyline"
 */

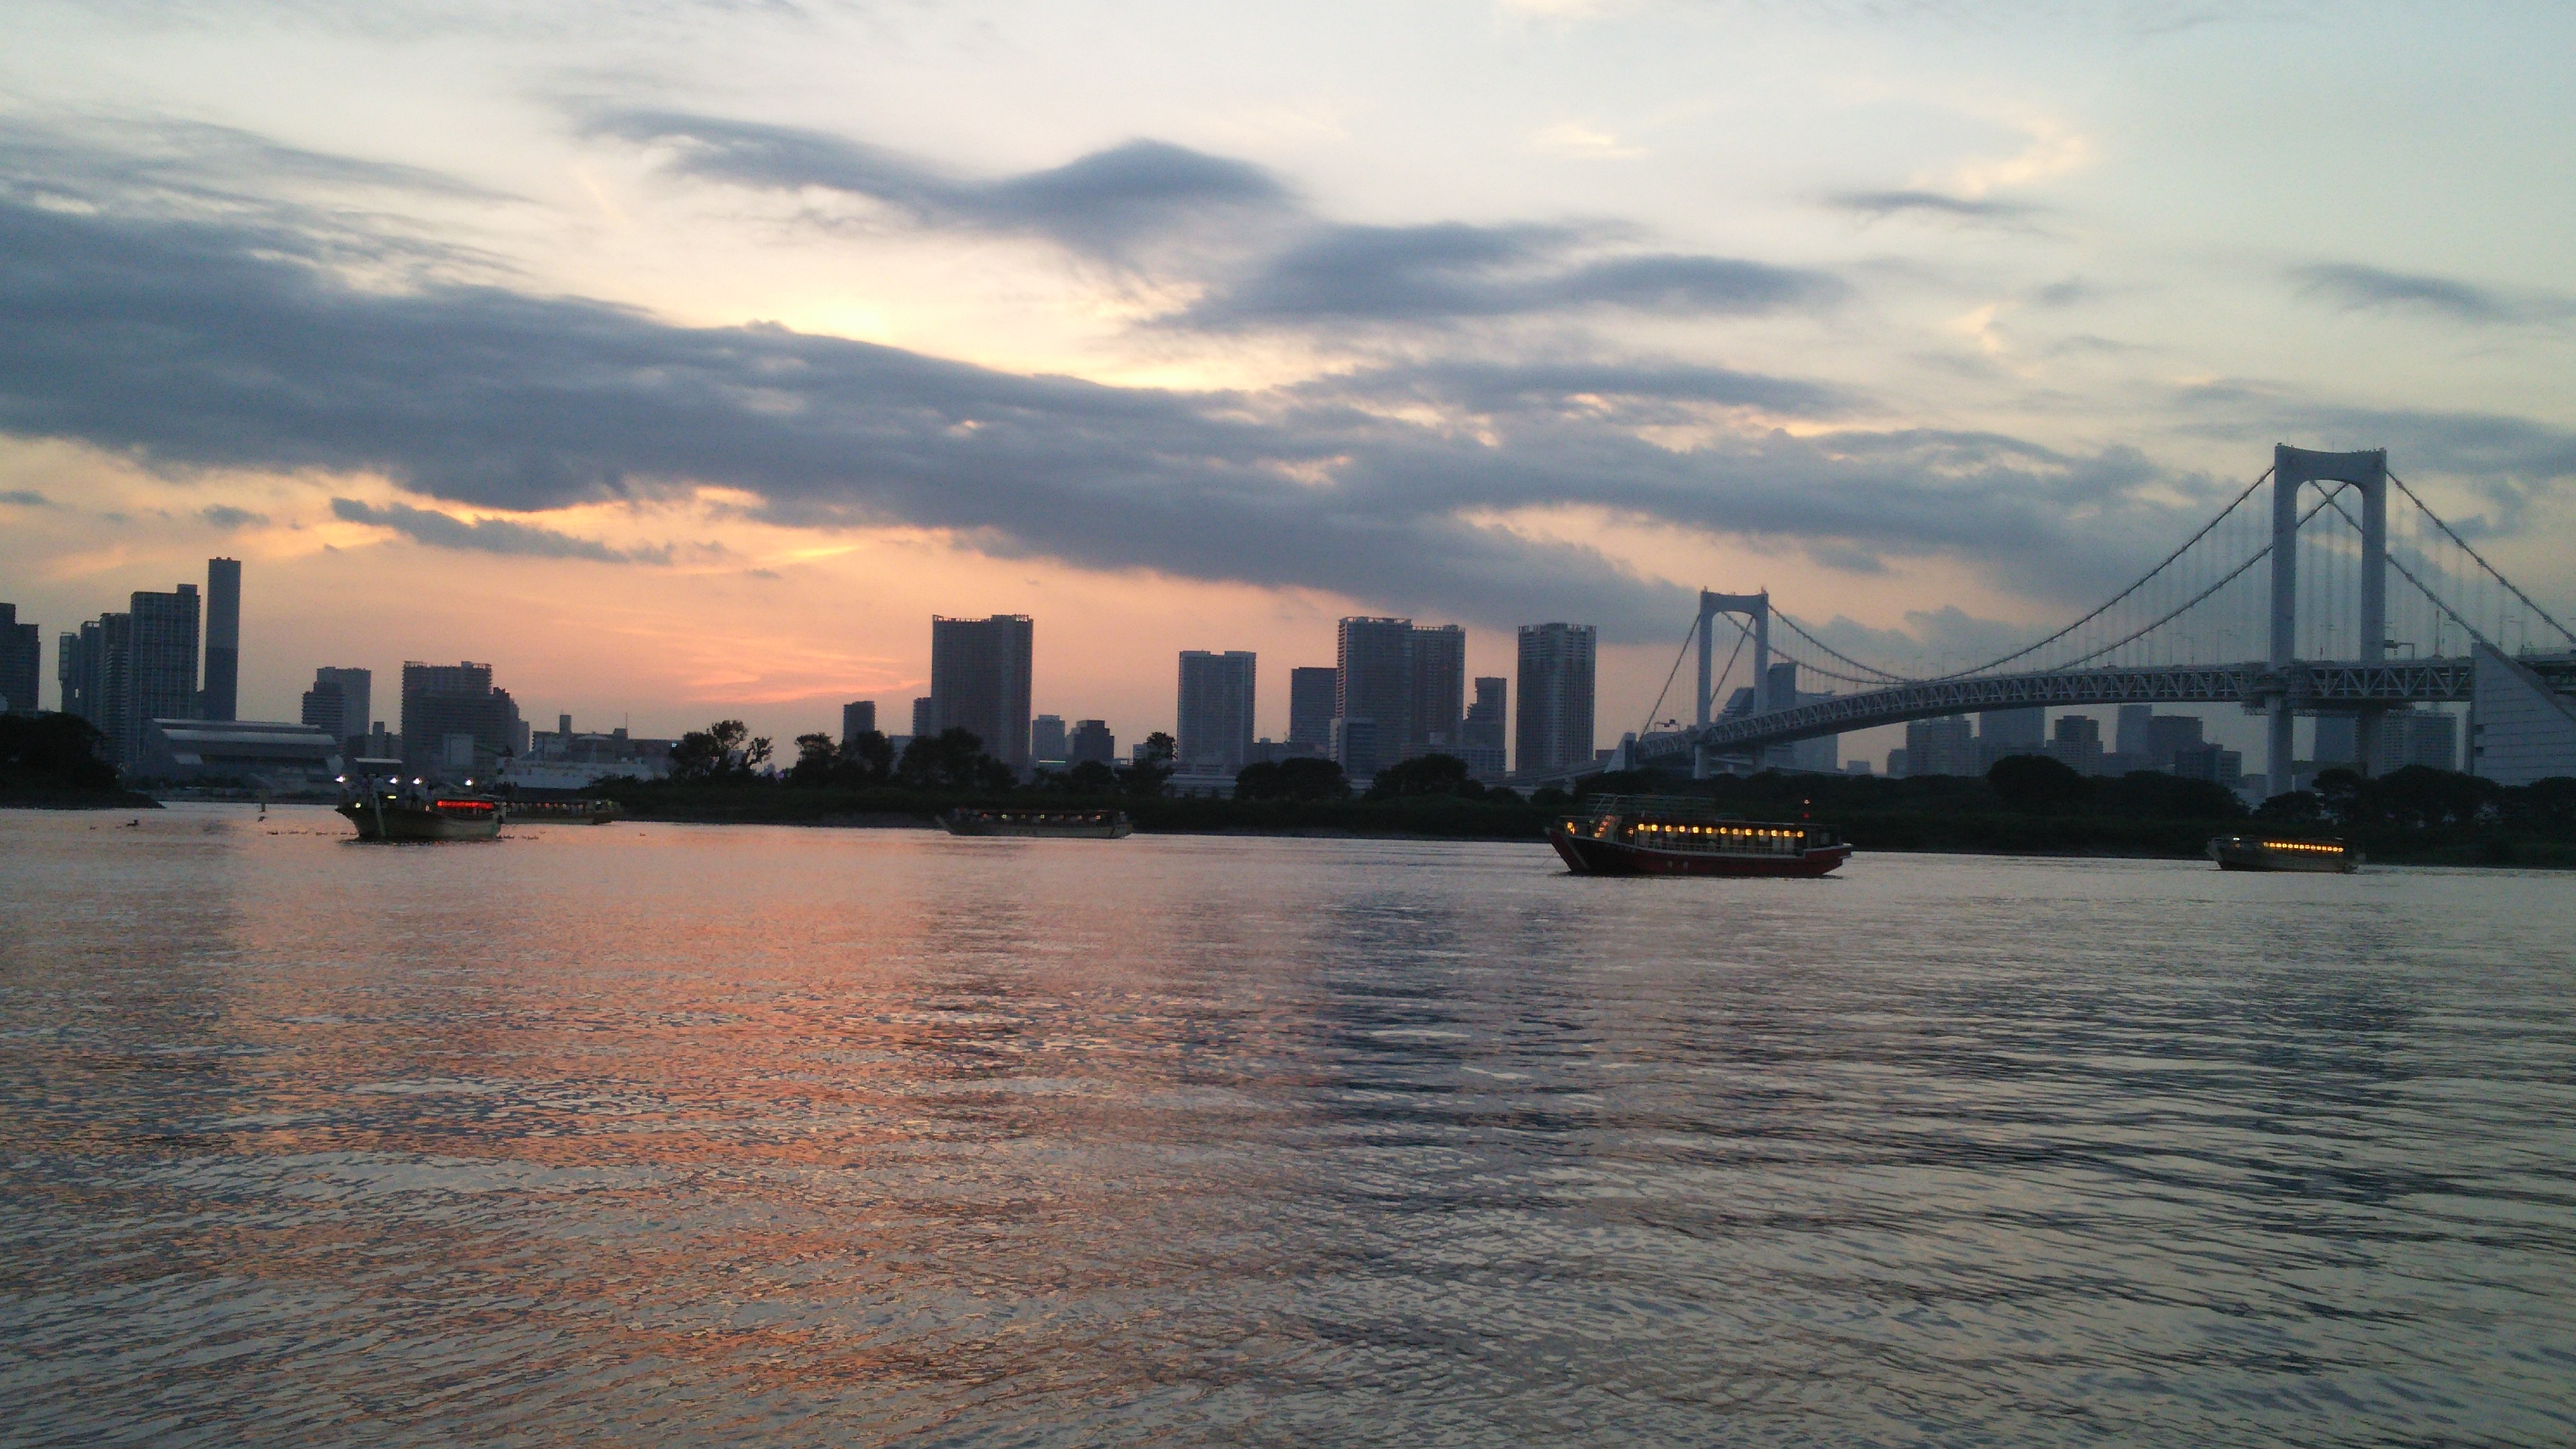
xmin=3 ymin=5 xmax=2569 ymax=761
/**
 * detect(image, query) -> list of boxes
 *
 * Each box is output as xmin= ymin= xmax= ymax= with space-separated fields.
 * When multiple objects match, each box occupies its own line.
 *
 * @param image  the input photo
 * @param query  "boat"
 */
xmin=1548 ymin=795 xmax=1851 ymax=877
xmin=336 ymin=771 xmax=506 ymax=841
xmin=943 ymin=806 xmax=1133 ymax=839
xmin=2206 ymin=834 xmax=2360 ymax=873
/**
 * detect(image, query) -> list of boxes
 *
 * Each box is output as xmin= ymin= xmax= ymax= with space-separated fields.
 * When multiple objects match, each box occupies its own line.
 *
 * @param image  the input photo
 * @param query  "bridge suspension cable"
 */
xmin=2388 ymin=470 xmax=2576 ymax=647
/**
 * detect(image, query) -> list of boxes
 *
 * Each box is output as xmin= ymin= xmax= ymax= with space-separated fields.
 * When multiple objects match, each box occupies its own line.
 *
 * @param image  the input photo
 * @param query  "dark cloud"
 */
xmin=0 ymin=189 xmax=2443 ymax=639
xmin=1831 ymin=190 xmax=2039 ymax=222
xmin=330 ymin=498 xmax=665 ymax=563
xmin=591 ymin=111 xmax=1290 ymax=258
xmin=1179 ymin=223 xmax=1841 ymax=327
xmin=2290 ymin=263 xmax=2571 ymax=327
xmin=201 ymin=504 xmax=268 ymax=529
xmin=1 ymin=488 xmax=47 ymax=506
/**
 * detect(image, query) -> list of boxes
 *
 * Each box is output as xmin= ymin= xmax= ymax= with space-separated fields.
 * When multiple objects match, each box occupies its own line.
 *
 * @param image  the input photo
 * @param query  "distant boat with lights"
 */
xmin=336 ymin=761 xmax=506 ymax=841
xmin=943 ymin=806 xmax=1133 ymax=839
xmin=1548 ymin=796 xmax=1851 ymax=877
xmin=2206 ymin=834 xmax=2360 ymax=873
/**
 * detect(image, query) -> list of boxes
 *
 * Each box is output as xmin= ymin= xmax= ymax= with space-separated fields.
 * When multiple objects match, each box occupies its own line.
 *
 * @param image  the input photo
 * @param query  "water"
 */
xmin=3 ymin=804 xmax=2572 ymax=1447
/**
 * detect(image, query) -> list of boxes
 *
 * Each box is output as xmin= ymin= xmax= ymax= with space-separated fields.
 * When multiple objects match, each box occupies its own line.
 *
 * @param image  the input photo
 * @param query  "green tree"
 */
xmin=896 ymin=727 xmax=1015 ymax=792
xmin=836 ymin=729 xmax=894 ymax=788
xmin=1364 ymin=752 xmax=1483 ymax=800
xmin=669 ymin=720 xmax=772 ymax=784
xmin=1234 ymin=756 xmax=1348 ymax=802
xmin=1119 ymin=731 xmax=1177 ymax=797
xmin=0 ymin=712 xmax=119 ymax=793
xmin=1986 ymin=753 xmax=2089 ymax=813
xmin=786 ymin=733 xmax=837 ymax=788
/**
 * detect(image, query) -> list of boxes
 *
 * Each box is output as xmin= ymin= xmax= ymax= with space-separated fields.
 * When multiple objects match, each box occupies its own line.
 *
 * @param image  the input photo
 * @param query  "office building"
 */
xmin=1287 ymin=667 xmax=1338 ymax=749
xmin=1068 ymin=719 xmax=1116 ymax=765
xmin=1514 ymin=623 xmax=1597 ymax=775
xmin=1902 ymin=715 xmax=1977 ymax=777
xmin=2470 ymin=649 xmax=2576 ymax=785
xmin=2146 ymin=714 xmax=2205 ymax=772
xmin=843 ymin=700 xmax=877 ymax=741
xmin=1464 ymin=678 xmax=1506 ymax=751
xmin=201 ymin=557 xmax=241 ymax=722
xmin=1031 ymin=714 xmax=1068 ymax=766
xmin=119 ymin=584 xmax=201 ymax=768
xmin=929 ymin=614 xmax=1033 ymax=771
xmin=299 ymin=667 xmax=370 ymax=746
xmin=1978 ymin=708 xmax=2045 ymax=771
xmin=0 ymin=603 xmax=38 ymax=714
xmin=1330 ymin=716 xmax=1381 ymax=781
xmin=1409 ymin=624 xmax=1466 ymax=751
xmin=2171 ymin=741 xmax=2245 ymax=788
xmin=59 ymin=616 xmax=123 ymax=743
xmin=1177 ymin=650 xmax=1257 ymax=773
xmin=912 ymin=696 xmax=935 ymax=737
xmin=400 ymin=661 xmax=526 ymax=778
xmin=1336 ymin=618 xmax=1415 ymax=762
xmin=2047 ymin=714 xmax=2105 ymax=775
xmin=1754 ymin=661 xmax=1837 ymax=773
xmin=2388 ymin=708 xmax=2459 ymax=772
xmin=2114 ymin=704 xmax=2153 ymax=760
xmin=136 ymin=718 xmax=341 ymax=789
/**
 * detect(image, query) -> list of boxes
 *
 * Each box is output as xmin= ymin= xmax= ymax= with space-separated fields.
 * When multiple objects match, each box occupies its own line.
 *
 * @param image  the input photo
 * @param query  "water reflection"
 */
xmin=1 ymin=808 xmax=2572 ymax=1446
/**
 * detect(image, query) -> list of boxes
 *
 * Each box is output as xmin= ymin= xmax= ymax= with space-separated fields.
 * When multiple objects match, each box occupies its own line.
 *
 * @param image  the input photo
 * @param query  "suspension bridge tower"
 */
xmin=1693 ymin=590 xmax=1770 ymax=780
xmin=2267 ymin=445 xmax=2387 ymax=794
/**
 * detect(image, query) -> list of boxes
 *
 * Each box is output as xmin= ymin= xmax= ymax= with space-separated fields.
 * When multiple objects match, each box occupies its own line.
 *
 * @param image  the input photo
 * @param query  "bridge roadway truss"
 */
xmin=1629 ymin=657 xmax=2475 ymax=765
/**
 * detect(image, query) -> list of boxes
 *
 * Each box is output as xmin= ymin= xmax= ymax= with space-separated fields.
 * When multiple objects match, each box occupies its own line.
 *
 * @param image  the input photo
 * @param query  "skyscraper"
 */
xmin=1177 ymin=650 xmax=1257 ymax=773
xmin=929 ymin=614 xmax=1034 ymax=772
xmin=1514 ymin=623 xmax=1597 ymax=775
xmin=0 ymin=603 xmax=38 ymax=714
xmin=125 ymin=584 xmax=200 ymax=767
xmin=400 ymin=661 xmax=525 ymax=777
xmin=912 ymin=697 xmax=934 ymax=737
xmin=1287 ymin=667 xmax=1338 ymax=748
xmin=1031 ymin=714 xmax=1067 ymax=765
xmin=201 ymin=557 xmax=241 ymax=722
xmin=1903 ymin=715 xmax=1978 ymax=777
xmin=1336 ymin=618 xmax=1413 ymax=775
xmin=1409 ymin=624 xmax=1466 ymax=751
xmin=304 ymin=667 xmax=370 ymax=745
xmin=842 ymin=700 xmax=877 ymax=740
xmin=1463 ymin=677 xmax=1507 ymax=751
xmin=1068 ymin=718 xmax=1116 ymax=765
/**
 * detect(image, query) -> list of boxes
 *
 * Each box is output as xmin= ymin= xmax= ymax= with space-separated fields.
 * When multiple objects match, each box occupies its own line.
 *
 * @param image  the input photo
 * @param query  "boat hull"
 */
xmin=1549 ymin=828 xmax=1851 ymax=877
xmin=337 ymin=801 xmax=504 ymax=841
xmin=2207 ymin=837 xmax=2359 ymax=873
xmin=943 ymin=810 xmax=1133 ymax=839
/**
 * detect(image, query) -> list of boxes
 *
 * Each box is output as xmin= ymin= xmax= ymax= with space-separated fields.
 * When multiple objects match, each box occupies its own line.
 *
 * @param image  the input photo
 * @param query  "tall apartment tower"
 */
xmin=201 ymin=557 xmax=241 ymax=722
xmin=842 ymin=700 xmax=877 ymax=741
xmin=125 ymin=584 xmax=201 ymax=766
xmin=910 ymin=697 xmax=934 ymax=738
xmin=400 ymin=661 xmax=525 ymax=777
xmin=1409 ymin=624 xmax=1466 ymax=751
xmin=929 ymin=614 xmax=1034 ymax=772
xmin=1514 ymin=623 xmax=1597 ymax=775
xmin=303 ymin=667 xmax=370 ymax=745
xmin=1287 ymin=667 xmax=1338 ymax=748
xmin=1463 ymin=677 xmax=1507 ymax=751
xmin=0 ymin=603 xmax=38 ymax=714
xmin=1336 ymin=618 xmax=1414 ymax=776
xmin=1177 ymin=650 xmax=1257 ymax=773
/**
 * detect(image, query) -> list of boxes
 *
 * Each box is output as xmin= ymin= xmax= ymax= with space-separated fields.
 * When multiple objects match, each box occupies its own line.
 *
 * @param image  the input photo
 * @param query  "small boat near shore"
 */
xmin=2207 ymin=834 xmax=2360 ymax=873
xmin=943 ymin=806 xmax=1133 ymax=839
xmin=1548 ymin=795 xmax=1851 ymax=877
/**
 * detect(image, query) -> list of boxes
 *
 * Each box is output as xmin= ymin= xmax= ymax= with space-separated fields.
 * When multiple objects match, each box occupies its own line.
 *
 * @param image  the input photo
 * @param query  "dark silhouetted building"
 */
xmin=912 ymin=696 xmax=934 ymax=737
xmin=842 ymin=700 xmax=877 ymax=741
xmin=1177 ymin=649 xmax=1256 ymax=773
xmin=2047 ymin=713 xmax=2104 ymax=775
xmin=0 ymin=603 xmax=37 ymax=714
xmin=1903 ymin=715 xmax=1976 ymax=777
xmin=1409 ymin=624 xmax=1466 ymax=753
xmin=929 ymin=614 xmax=1033 ymax=771
xmin=1514 ymin=623 xmax=1596 ymax=775
xmin=1287 ymin=666 xmax=1337 ymax=749
xmin=1031 ymin=714 xmax=1067 ymax=765
xmin=1978 ymin=708 xmax=2045 ymax=771
xmin=1336 ymin=617 xmax=1413 ymax=776
xmin=122 ymin=584 xmax=201 ymax=767
xmin=301 ymin=666 xmax=370 ymax=747
xmin=139 ymin=718 xmax=340 ymax=788
xmin=1068 ymin=718 xmax=1115 ymax=765
xmin=201 ymin=557 xmax=241 ymax=722
xmin=400 ymin=661 xmax=526 ymax=778
xmin=1464 ymin=677 xmax=1506 ymax=751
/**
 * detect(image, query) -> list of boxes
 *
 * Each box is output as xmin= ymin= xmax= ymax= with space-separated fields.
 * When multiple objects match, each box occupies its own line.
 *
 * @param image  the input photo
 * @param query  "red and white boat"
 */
xmin=1548 ymin=796 xmax=1851 ymax=877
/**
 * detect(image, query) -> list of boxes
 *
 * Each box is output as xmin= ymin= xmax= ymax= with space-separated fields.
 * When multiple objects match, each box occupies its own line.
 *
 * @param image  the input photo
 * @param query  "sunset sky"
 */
xmin=5 ymin=1 xmax=2571 ymax=755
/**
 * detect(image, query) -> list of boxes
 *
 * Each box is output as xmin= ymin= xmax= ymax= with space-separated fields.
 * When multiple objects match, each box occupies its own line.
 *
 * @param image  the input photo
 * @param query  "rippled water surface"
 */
xmin=3 ymin=804 xmax=2573 ymax=1446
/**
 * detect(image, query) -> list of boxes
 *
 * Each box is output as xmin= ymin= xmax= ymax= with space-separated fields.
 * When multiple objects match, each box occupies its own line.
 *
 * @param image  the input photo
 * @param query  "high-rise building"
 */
xmin=1515 ymin=623 xmax=1597 ymax=776
xmin=1068 ymin=718 xmax=1116 ymax=765
xmin=59 ymin=617 xmax=121 ymax=741
xmin=1756 ymin=661 xmax=1837 ymax=773
xmin=400 ymin=661 xmax=525 ymax=777
xmin=1336 ymin=618 xmax=1414 ymax=764
xmin=125 ymin=584 xmax=201 ymax=767
xmin=1031 ymin=714 xmax=1067 ymax=765
xmin=0 ymin=603 xmax=38 ymax=714
xmin=1177 ymin=650 xmax=1257 ymax=773
xmin=1464 ymin=677 xmax=1506 ymax=750
xmin=1978 ymin=708 xmax=2045 ymax=771
xmin=2047 ymin=714 xmax=2105 ymax=776
xmin=301 ymin=667 xmax=370 ymax=745
xmin=1409 ymin=624 xmax=1466 ymax=751
xmin=843 ymin=700 xmax=877 ymax=741
xmin=1330 ymin=716 xmax=1381 ymax=780
xmin=1287 ymin=667 xmax=1338 ymax=748
xmin=2114 ymin=704 xmax=2154 ymax=760
xmin=2145 ymin=714 xmax=2205 ymax=772
xmin=1903 ymin=715 xmax=1977 ymax=777
xmin=929 ymin=614 xmax=1033 ymax=771
xmin=201 ymin=557 xmax=241 ymax=722
xmin=2389 ymin=708 xmax=2459 ymax=772
xmin=912 ymin=696 xmax=935 ymax=737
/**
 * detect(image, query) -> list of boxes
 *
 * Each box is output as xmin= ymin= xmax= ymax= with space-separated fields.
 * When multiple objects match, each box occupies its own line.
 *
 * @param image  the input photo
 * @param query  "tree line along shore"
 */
xmin=583 ymin=720 xmax=2576 ymax=869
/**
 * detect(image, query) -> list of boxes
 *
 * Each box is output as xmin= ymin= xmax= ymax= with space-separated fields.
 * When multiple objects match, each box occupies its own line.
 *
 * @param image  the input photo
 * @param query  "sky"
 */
xmin=3 ymin=0 xmax=2572 ymax=760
